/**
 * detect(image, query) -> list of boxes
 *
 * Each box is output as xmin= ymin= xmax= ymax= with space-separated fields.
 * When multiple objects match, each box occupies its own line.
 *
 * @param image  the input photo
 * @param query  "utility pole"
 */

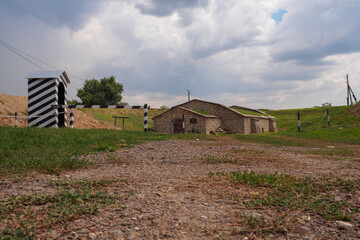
xmin=346 ymin=74 xmax=357 ymax=106
xmin=346 ymin=74 xmax=349 ymax=106
xmin=187 ymin=89 xmax=190 ymax=102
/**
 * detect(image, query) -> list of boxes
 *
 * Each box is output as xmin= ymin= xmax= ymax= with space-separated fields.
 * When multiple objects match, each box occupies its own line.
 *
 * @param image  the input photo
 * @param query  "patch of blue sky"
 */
xmin=271 ymin=8 xmax=287 ymax=24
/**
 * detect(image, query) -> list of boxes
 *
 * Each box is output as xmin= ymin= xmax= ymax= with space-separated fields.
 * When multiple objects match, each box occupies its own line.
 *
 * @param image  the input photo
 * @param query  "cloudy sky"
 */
xmin=0 ymin=0 xmax=359 ymax=109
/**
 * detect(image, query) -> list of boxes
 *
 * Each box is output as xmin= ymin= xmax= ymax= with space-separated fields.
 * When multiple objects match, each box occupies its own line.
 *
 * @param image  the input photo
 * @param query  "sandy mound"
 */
xmin=66 ymin=109 xmax=115 ymax=129
xmin=0 ymin=94 xmax=28 ymax=127
xmin=0 ymin=94 xmax=115 ymax=129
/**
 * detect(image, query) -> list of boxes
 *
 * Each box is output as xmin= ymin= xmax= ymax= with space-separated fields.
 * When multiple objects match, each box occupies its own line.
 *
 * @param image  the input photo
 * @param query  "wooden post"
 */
xmin=297 ymin=112 xmax=300 ymax=132
xmin=327 ymin=109 xmax=330 ymax=126
xmin=15 ymin=112 xmax=17 ymax=128
xmin=122 ymin=118 xmax=125 ymax=130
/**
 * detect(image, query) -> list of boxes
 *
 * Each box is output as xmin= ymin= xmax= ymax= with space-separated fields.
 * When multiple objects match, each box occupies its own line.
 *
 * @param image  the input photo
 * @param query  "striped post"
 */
xmin=327 ymin=109 xmax=330 ymax=126
xmin=53 ymin=104 xmax=148 ymax=130
xmin=15 ymin=112 xmax=17 ymax=128
xmin=70 ymin=108 xmax=74 ymax=129
xmin=144 ymin=104 xmax=148 ymax=132
xmin=26 ymin=71 xmax=70 ymax=128
xmin=297 ymin=112 xmax=300 ymax=132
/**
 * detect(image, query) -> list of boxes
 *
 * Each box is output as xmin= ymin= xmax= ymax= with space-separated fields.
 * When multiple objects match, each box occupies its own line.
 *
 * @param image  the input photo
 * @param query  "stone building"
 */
xmin=152 ymin=99 xmax=277 ymax=134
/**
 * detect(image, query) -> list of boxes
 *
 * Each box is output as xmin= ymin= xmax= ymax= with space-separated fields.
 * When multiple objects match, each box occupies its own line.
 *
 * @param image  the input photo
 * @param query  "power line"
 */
xmin=0 ymin=41 xmax=47 ymax=71
xmin=0 ymin=40 xmax=87 ymax=88
xmin=0 ymin=40 xmax=59 ymax=70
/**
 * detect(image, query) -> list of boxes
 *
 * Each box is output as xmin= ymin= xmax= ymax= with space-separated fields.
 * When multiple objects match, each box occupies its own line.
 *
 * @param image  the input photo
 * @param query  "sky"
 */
xmin=0 ymin=0 xmax=359 ymax=109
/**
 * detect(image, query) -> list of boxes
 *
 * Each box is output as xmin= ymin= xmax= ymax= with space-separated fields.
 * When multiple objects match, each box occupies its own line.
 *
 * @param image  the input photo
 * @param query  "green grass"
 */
xmin=79 ymin=108 xmax=165 ymax=130
xmin=262 ymin=104 xmax=360 ymax=144
xmin=209 ymin=171 xmax=360 ymax=235
xmin=210 ymin=171 xmax=359 ymax=220
xmin=201 ymin=155 xmax=238 ymax=164
xmin=0 ymin=179 xmax=120 ymax=239
xmin=194 ymin=109 xmax=211 ymax=115
xmin=231 ymin=108 xmax=265 ymax=116
xmin=0 ymin=127 xmax=211 ymax=176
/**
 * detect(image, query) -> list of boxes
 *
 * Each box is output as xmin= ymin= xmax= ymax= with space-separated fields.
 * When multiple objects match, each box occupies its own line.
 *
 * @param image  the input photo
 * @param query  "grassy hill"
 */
xmin=77 ymin=108 xmax=166 ymax=130
xmin=262 ymin=103 xmax=360 ymax=144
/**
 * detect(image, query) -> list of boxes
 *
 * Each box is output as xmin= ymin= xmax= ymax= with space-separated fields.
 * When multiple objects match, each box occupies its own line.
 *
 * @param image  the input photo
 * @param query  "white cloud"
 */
xmin=1 ymin=0 xmax=360 ymax=110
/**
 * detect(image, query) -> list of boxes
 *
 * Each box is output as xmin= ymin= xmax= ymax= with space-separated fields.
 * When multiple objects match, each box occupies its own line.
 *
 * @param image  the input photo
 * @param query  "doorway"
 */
xmin=58 ymin=82 xmax=65 ymax=127
xmin=173 ymin=119 xmax=183 ymax=133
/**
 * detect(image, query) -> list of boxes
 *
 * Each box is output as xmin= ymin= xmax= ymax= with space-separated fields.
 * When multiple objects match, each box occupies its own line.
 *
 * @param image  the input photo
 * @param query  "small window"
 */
xmin=190 ymin=118 xmax=197 ymax=124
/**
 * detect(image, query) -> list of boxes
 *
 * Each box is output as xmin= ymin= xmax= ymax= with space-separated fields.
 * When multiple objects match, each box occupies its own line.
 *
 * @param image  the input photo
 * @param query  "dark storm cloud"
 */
xmin=271 ymin=0 xmax=360 ymax=66
xmin=135 ymin=0 xmax=208 ymax=17
xmin=0 ymin=0 xmax=106 ymax=30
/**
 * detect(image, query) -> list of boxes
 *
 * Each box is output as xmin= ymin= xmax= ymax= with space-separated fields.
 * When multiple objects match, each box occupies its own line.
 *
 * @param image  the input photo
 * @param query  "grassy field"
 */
xmin=257 ymin=103 xmax=360 ymax=145
xmin=0 ymin=127 xmax=211 ymax=176
xmin=1 ymin=103 xmax=359 ymax=176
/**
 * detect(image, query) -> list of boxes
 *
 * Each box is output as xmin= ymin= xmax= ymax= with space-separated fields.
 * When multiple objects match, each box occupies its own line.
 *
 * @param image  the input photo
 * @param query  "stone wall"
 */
xmin=154 ymin=100 xmax=277 ymax=135
xmin=206 ymin=118 xmax=222 ymax=134
xmin=269 ymin=119 xmax=277 ymax=132
xmin=180 ymin=100 xmax=247 ymax=133
xmin=153 ymin=107 xmax=221 ymax=134
xmin=251 ymin=118 xmax=270 ymax=133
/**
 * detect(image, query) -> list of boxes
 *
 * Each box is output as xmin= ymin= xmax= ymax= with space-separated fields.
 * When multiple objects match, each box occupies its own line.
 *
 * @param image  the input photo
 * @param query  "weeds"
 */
xmin=231 ymin=148 xmax=265 ymax=154
xmin=234 ymin=213 xmax=291 ymax=235
xmin=209 ymin=171 xmax=359 ymax=225
xmin=201 ymin=155 xmax=238 ymax=164
xmin=0 ymin=179 xmax=120 ymax=239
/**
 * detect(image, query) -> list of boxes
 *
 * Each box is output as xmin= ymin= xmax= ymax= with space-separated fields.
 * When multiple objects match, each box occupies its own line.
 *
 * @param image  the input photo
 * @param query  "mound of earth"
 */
xmin=0 ymin=94 xmax=115 ymax=129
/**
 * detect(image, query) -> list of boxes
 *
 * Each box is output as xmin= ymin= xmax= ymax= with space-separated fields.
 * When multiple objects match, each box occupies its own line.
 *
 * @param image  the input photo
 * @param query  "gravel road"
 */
xmin=1 ymin=137 xmax=359 ymax=239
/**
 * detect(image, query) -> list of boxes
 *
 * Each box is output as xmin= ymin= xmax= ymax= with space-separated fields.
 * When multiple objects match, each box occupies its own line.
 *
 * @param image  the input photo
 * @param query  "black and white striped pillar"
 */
xmin=144 ymin=104 xmax=148 ymax=132
xmin=297 ymin=112 xmax=301 ymax=132
xmin=26 ymin=71 xmax=70 ymax=128
xmin=327 ymin=109 xmax=330 ymax=126
xmin=70 ymin=108 xmax=74 ymax=129
xmin=15 ymin=112 xmax=17 ymax=128
xmin=56 ymin=104 xmax=149 ymax=130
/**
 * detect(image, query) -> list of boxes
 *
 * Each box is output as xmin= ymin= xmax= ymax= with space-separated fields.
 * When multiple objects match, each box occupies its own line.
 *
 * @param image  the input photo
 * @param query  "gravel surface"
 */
xmin=1 ymin=137 xmax=359 ymax=239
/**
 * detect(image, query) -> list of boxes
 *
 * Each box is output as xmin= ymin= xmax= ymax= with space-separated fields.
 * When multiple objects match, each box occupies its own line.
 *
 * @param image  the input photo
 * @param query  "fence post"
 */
xmin=144 ymin=104 xmax=148 ymax=132
xmin=15 ymin=112 xmax=17 ymax=128
xmin=327 ymin=109 xmax=330 ymax=126
xmin=70 ymin=108 xmax=74 ymax=129
xmin=297 ymin=112 xmax=300 ymax=132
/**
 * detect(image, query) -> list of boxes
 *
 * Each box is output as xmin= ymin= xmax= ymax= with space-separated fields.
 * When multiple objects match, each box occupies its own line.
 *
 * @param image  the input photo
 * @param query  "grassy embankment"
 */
xmin=78 ymin=108 xmax=165 ymax=130
xmin=235 ymin=103 xmax=360 ymax=146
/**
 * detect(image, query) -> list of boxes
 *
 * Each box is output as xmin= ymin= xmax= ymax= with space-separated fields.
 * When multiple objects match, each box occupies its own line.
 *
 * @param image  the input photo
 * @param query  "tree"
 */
xmin=67 ymin=99 xmax=81 ymax=105
xmin=77 ymin=76 xmax=123 ymax=105
xmin=160 ymin=105 xmax=169 ymax=110
xmin=321 ymin=102 xmax=332 ymax=108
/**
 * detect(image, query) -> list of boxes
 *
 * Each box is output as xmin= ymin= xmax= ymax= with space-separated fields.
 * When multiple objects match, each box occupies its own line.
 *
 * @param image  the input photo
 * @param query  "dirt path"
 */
xmin=1 ymin=137 xmax=359 ymax=239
